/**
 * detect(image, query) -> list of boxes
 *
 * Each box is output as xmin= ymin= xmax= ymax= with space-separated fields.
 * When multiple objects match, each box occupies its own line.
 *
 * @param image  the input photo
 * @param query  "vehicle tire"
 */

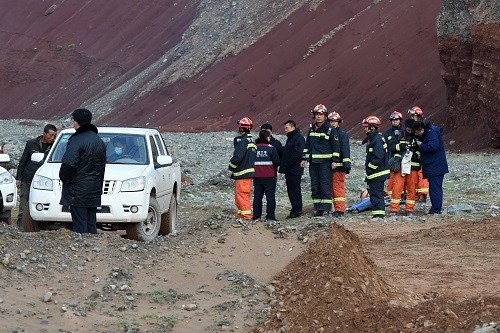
xmin=159 ymin=195 xmax=177 ymax=236
xmin=22 ymin=205 xmax=43 ymax=232
xmin=0 ymin=211 xmax=12 ymax=225
xmin=125 ymin=196 xmax=161 ymax=241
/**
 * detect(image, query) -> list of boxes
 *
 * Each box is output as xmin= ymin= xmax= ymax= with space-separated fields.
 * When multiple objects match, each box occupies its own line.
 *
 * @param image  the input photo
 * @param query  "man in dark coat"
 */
xmin=413 ymin=120 xmax=449 ymax=214
xmin=260 ymin=123 xmax=284 ymax=159
xmin=279 ymin=120 xmax=305 ymax=218
xmin=16 ymin=124 xmax=57 ymax=231
xmin=59 ymin=108 xmax=106 ymax=234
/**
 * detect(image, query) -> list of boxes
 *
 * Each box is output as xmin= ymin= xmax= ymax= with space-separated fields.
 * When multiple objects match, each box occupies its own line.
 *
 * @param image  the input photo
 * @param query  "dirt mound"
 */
xmin=255 ymin=222 xmax=500 ymax=333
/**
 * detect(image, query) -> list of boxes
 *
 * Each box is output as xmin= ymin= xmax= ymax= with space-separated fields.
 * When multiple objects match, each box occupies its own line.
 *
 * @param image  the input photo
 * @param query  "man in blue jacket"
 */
xmin=60 ymin=108 xmax=106 ymax=234
xmin=413 ymin=120 xmax=449 ymax=214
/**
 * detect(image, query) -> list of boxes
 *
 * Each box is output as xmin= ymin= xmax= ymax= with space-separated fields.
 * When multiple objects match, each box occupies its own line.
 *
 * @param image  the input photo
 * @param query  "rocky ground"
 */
xmin=1 ymin=120 xmax=500 ymax=333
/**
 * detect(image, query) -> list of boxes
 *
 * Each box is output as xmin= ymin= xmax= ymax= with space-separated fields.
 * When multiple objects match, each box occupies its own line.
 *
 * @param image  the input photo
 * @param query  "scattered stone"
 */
xmin=42 ymin=292 xmax=53 ymax=303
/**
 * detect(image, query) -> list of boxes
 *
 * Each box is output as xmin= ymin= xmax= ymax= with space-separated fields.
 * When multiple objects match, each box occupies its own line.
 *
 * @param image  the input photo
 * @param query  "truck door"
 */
xmin=149 ymin=135 xmax=169 ymax=210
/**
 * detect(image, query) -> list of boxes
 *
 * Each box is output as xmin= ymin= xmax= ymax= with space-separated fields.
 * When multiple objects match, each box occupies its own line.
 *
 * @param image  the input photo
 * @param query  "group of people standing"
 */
xmin=16 ymin=108 xmax=106 ymax=234
xmin=228 ymin=104 xmax=352 ymax=222
xmin=228 ymin=104 xmax=449 ymax=222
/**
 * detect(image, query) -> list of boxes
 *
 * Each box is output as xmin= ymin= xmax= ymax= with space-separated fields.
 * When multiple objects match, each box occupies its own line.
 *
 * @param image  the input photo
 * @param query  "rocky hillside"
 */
xmin=437 ymin=0 xmax=500 ymax=149
xmin=0 ymin=0 xmax=449 ymax=141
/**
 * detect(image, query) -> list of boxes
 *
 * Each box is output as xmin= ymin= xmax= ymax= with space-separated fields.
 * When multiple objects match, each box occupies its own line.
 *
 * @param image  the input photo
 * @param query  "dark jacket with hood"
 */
xmin=333 ymin=127 xmax=351 ymax=173
xmin=302 ymin=122 xmax=341 ymax=164
xmin=384 ymin=125 xmax=405 ymax=159
xmin=278 ymin=128 xmax=305 ymax=176
xmin=229 ymin=132 xmax=257 ymax=179
xmin=59 ymin=124 xmax=106 ymax=207
xmin=254 ymin=137 xmax=280 ymax=184
xmin=16 ymin=135 xmax=53 ymax=183
xmin=418 ymin=121 xmax=449 ymax=179
xmin=363 ymin=130 xmax=390 ymax=183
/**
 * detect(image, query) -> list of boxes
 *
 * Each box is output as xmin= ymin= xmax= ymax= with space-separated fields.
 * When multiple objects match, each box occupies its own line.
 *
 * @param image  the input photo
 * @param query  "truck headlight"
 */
xmin=0 ymin=171 xmax=14 ymax=184
xmin=121 ymin=176 xmax=145 ymax=192
xmin=32 ymin=174 xmax=53 ymax=190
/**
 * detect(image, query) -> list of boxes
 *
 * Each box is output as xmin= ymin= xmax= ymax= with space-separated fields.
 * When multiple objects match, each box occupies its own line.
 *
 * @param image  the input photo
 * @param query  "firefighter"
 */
xmin=407 ymin=106 xmax=429 ymax=202
xmin=300 ymin=104 xmax=341 ymax=217
xmin=388 ymin=119 xmax=420 ymax=217
xmin=328 ymin=111 xmax=351 ymax=217
xmin=384 ymin=111 xmax=405 ymax=198
xmin=228 ymin=117 xmax=257 ymax=219
xmin=362 ymin=116 xmax=390 ymax=219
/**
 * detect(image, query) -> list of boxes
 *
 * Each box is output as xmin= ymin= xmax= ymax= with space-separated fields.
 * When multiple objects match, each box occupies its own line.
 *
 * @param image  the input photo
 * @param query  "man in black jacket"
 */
xmin=16 ymin=124 xmax=57 ymax=231
xmin=278 ymin=120 xmax=305 ymax=219
xmin=59 ymin=108 xmax=106 ymax=234
xmin=260 ymin=123 xmax=284 ymax=159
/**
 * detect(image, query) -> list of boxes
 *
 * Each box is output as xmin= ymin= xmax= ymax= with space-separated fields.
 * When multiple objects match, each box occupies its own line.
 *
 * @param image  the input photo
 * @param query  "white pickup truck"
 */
xmin=0 ymin=153 xmax=17 ymax=224
xmin=24 ymin=127 xmax=181 ymax=241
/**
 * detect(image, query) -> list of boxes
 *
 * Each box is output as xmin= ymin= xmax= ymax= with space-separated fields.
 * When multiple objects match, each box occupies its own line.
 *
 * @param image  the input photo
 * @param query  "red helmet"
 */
xmin=237 ymin=117 xmax=253 ymax=130
xmin=389 ymin=111 xmax=403 ymax=120
xmin=407 ymin=106 xmax=424 ymax=117
xmin=328 ymin=112 xmax=343 ymax=123
xmin=311 ymin=104 xmax=328 ymax=114
xmin=362 ymin=116 xmax=382 ymax=127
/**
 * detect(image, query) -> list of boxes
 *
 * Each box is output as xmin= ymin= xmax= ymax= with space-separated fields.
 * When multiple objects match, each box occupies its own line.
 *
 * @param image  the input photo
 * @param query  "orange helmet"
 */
xmin=407 ymin=106 xmax=423 ymax=117
xmin=389 ymin=111 xmax=403 ymax=120
xmin=237 ymin=117 xmax=253 ymax=130
xmin=362 ymin=116 xmax=382 ymax=127
xmin=311 ymin=104 xmax=328 ymax=114
xmin=328 ymin=112 xmax=343 ymax=123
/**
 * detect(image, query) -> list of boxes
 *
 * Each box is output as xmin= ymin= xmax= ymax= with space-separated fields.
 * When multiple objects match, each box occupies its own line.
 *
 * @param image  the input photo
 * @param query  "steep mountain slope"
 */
xmin=438 ymin=0 xmax=500 ymax=149
xmin=1 ymin=0 xmax=446 ymax=141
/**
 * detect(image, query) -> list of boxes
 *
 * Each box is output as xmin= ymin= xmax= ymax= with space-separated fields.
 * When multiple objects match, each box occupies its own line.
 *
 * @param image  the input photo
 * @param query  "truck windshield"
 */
xmin=49 ymin=133 xmax=149 ymax=165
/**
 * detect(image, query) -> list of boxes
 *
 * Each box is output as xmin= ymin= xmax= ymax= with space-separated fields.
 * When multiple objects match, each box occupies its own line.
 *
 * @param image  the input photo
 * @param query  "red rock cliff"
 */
xmin=438 ymin=1 xmax=500 ymax=149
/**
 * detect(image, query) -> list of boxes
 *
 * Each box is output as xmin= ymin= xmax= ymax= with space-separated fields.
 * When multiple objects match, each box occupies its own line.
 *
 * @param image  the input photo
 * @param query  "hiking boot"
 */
xmin=388 ymin=211 xmax=397 ymax=217
xmin=330 ymin=211 xmax=344 ymax=217
xmin=309 ymin=210 xmax=325 ymax=218
xmin=405 ymin=211 xmax=414 ymax=217
xmin=417 ymin=195 xmax=427 ymax=203
xmin=285 ymin=214 xmax=300 ymax=219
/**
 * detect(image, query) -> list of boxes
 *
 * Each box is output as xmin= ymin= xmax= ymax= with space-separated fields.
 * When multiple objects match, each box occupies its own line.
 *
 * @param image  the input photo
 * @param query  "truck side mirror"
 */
xmin=156 ymin=155 xmax=172 ymax=166
xmin=31 ymin=152 xmax=45 ymax=163
xmin=0 ymin=153 xmax=10 ymax=163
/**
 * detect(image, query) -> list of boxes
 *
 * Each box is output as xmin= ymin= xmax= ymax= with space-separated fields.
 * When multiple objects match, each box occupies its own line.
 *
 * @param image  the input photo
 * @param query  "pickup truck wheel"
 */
xmin=159 ymin=195 xmax=177 ymax=235
xmin=22 ymin=205 xmax=43 ymax=232
xmin=126 ymin=196 xmax=161 ymax=241
xmin=0 ymin=211 xmax=12 ymax=225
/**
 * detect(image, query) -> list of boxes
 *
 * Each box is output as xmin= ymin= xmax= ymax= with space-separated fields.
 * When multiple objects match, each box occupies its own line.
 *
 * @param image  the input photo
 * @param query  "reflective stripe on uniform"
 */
xmin=366 ymin=169 xmax=390 ymax=179
xmin=309 ymin=132 xmax=330 ymax=140
xmin=233 ymin=168 xmax=255 ymax=177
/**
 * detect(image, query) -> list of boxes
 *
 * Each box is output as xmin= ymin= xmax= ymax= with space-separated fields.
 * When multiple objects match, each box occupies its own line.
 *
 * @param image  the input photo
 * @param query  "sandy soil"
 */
xmin=2 ymin=203 xmax=500 ymax=333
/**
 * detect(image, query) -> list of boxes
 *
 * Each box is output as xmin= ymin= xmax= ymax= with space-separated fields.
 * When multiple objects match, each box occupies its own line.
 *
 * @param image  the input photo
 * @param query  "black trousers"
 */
xmin=70 ymin=206 xmax=98 ymax=234
xmin=285 ymin=174 xmax=302 ymax=216
xmin=368 ymin=180 xmax=386 ymax=218
xmin=252 ymin=180 xmax=277 ymax=220
xmin=309 ymin=162 xmax=333 ymax=211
